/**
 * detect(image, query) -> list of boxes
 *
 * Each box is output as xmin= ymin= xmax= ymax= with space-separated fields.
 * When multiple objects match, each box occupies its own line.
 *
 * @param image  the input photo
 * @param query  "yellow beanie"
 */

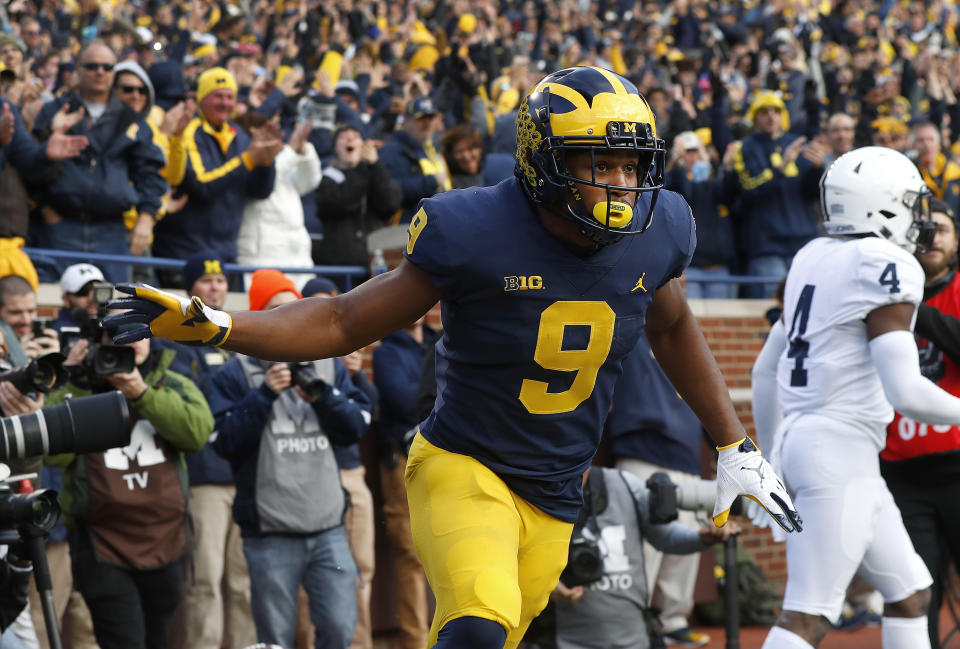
xmin=197 ymin=67 xmax=238 ymax=103
xmin=746 ymin=90 xmax=790 ymax=132
xmin=457 ymin=13 xmax=477 ymax=34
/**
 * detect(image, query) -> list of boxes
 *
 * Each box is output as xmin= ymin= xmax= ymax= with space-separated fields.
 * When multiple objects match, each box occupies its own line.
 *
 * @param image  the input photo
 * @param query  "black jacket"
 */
xmin=32 ymin=94 xmax=166 ymax=220
xmin=313 ymin=161 xmax=402 ymax=266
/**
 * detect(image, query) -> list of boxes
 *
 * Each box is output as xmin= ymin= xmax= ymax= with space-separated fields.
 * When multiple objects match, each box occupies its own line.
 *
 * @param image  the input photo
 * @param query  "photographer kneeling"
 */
xmin=549 ymin=467 xmax=739 ymax=649
xmin=45 ymin=312 xmax=213 ymax=649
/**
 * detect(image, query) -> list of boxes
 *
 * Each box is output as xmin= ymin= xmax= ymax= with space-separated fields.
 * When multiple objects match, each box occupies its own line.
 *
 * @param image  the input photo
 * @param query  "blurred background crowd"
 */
xmin=3 ymin=1 xmax=960 ymax=649
xmin=0 ymin=0 xmax=958 ymax=298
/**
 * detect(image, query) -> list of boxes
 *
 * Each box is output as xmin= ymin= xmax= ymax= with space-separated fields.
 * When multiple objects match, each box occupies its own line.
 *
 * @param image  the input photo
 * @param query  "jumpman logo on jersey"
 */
xmin=631 ymin=273 xmax=647 ymax=293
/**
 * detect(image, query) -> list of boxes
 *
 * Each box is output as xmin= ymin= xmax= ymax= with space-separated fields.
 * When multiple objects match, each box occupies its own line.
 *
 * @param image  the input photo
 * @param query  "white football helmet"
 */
xmin=820 ymin=146 xmax=936 ymax=254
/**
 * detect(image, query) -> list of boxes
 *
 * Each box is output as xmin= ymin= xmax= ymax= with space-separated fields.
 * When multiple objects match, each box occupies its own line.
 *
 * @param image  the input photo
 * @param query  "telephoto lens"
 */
xmin=0 ymin=391 xmax=131 ymax=462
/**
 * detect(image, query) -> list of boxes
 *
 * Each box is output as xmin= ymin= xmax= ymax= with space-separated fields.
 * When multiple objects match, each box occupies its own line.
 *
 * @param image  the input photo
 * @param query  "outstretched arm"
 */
xmin=645 ymin=278 xmax=801 ymax=534
xmin=107 ymin=259 xmax=442 ymax=361
xmin=644 ymin=278 xmax=743 ymax=446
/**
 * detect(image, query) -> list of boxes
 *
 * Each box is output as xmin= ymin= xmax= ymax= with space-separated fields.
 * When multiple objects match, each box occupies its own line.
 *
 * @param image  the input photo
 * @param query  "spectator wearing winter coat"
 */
xmin=152 ymin=67 xmax=279 ymax=282
xmin=31 ymin=40 xmax=167 ymax=284
xmin=207 ymin=270 xmax=370 ymax=649
xmin=235 ymin=112 xmax=320 ymax=289
xmin=378 ymin=97 xmax=450 ymax=224
xmin=312 ymin=122 xmax=401 ymax=286
xmin=729 ymin=91 xmax=818 ymax=297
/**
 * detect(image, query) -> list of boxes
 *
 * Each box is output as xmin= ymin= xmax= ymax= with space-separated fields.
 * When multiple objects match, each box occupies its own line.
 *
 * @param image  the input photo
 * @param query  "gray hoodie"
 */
xmin=112 ymin=60 xmax=155 ymax=115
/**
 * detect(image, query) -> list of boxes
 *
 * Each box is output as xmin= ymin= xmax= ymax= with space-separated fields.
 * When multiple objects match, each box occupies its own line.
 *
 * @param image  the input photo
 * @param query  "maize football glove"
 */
xmin=103 ymin=283 xmax=232 ymax=347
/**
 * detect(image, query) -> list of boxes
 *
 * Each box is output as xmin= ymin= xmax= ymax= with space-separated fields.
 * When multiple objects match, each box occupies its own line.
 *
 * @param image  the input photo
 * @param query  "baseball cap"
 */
xmin=182 ymin=252 xmax=226 ymax=292
xmin=301 ymin=277 xmax=339 ymax=297
xmin=60 ymin=263 xmax=105 ymax=294
xmin=248 ymin=269 xmax=302 ymax=311
xmin=675 ymin=131 xmax=701 ymax=151
xmin=335 ymin=80 xmax=360 ymax=101
xmin=406 ymin=97 xmax=438 ymax=119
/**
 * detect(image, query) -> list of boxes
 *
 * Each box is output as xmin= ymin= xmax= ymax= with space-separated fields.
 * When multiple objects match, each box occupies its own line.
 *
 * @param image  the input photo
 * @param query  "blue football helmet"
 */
xmin=514 ymin=66 xmax=666 ymax=246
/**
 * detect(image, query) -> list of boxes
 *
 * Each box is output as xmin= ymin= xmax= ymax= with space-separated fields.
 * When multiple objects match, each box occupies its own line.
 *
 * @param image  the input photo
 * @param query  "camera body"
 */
xmin=287 ymin=361 xmax=329 ymax=399
xmin=0 ymin=465 xmax=60 ymax=539
xmin=60 ymin=284 xmax=135 ymax=381
xmin=31 ymin=317 xmax=51 ymax=338
xmin=296 ymin=95 xmax=335 ymax=129
xmin=0 ymin=353 xmax=68 ymax=399
xmin=646 ymin=472 xmax=723 ymax=524
xmin=561 ymin=529 xmax=605 ymax=587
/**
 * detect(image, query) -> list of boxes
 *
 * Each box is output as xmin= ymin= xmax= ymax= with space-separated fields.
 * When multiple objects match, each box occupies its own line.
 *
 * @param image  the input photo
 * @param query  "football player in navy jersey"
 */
xmin=104 ymin=66 xmax=801 ymax=649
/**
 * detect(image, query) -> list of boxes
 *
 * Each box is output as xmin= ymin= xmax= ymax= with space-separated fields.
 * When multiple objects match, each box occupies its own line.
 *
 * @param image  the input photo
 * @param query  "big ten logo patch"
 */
xmin=504 ymin=275 xmax=544 ymax=291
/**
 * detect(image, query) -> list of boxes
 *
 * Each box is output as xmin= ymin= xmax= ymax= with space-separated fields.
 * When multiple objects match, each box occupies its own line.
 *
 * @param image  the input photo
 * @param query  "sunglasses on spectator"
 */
xmin=24 ymin=30 xmax=41 ymax=36
xmin=81 ymin=62 xmax=114 ymax=72
xmin=117 ymin=84 xmax=147 ymax=95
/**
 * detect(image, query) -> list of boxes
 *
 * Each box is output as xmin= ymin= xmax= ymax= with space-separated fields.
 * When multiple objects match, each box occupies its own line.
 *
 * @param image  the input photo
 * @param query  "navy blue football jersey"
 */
xmin=404 ymin=177 xmax=695 ymax=522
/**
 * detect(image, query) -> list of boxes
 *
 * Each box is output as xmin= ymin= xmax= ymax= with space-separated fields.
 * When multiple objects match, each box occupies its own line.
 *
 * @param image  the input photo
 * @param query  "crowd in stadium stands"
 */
xmin=0 ymin=0 xmax=955 ymax=297
xmin=2 ymin=0 xmax=960 ymax=648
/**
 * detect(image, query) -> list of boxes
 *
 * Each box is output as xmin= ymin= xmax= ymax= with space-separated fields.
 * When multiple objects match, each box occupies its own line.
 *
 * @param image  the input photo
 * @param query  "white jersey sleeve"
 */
xmin=777 ymin=237 xmax=924 ymax=444
xmin=842 ymin=237 xmax=924 ymax=323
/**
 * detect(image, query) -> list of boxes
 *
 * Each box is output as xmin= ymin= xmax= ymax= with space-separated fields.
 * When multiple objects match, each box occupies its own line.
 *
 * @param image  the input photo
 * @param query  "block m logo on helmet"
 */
xmin=512 ymin=66 xmax=666 ymax=248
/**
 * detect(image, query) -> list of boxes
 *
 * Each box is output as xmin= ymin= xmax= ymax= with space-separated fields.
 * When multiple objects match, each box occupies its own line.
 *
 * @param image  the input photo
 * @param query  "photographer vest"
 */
xmin=85 ymin=418 xmax=187 ymax=570
xmin=556 ymin=468 xmax=652 ymax=649
xmin=239 ymin=357 xmax=345 ymax=534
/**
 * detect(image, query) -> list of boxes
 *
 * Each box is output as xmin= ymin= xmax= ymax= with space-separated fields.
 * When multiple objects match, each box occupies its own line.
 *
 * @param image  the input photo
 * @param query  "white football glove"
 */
xmin=713 ymin=437 xmax=802 ymax=533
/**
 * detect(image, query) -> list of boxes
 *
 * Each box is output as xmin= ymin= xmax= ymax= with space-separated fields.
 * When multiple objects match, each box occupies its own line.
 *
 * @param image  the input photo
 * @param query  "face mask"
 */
xmin=691 ymin=160 xmax=712 ymax=183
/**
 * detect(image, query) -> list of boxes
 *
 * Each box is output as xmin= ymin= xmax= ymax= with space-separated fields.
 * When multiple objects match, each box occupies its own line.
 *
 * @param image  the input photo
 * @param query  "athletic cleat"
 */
xmin=663 ymin=627 xmax=710 ymax=648
xmin=833 ymin=607 xmax=883 ymax=632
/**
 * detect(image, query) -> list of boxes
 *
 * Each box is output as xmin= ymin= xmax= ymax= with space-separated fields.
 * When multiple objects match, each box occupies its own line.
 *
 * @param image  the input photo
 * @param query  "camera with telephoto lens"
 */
xmin=58 ymin=283 xmax=135 ymax=381
xmin=0 ymin=353 xmax=68 ymax=402
xmin=646 ymin=472 xmax=735 ymax=524
xmin=287 ymin=362 xmax=328 ymax=399
xmin=1 ymin=391 xmax=132 ymax=530
xmin=0 ymin=391 xmax=131 ymax=637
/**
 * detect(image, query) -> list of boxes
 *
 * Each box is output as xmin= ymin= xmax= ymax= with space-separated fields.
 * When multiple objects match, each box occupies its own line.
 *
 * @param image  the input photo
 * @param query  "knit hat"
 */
xmin=746 ymin=90 xmax=790 ymax=132
xmin=248 ymin=269 xmax=301 ymax=311
xmin=147 ymin=60 xmax=187 ymax=110
xmin=197 ymin=67 xmax=238 ymax=103
xmin=0 ymin=34 xmax=25 ymax=54
xmin=182 ymin=252 xmax=225 ymax=292
xmin=332 ymin=120 xmax=364 ymax=143
xmin=301 ymin=277 xmax=339 ymax=297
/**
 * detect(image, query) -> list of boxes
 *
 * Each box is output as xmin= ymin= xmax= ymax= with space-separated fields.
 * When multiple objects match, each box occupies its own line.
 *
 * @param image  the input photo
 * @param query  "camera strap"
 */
xmin=577 ymin=468 xmax=608 ymax=537
xmin=615 ymin=470 xmax=667 ymax=649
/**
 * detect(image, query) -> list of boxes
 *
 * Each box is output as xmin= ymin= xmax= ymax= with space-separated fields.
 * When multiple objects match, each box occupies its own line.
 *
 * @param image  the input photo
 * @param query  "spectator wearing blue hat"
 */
xmin=379 ymin=96 xmax=450 ymax=223
xmin=152 ymin=251 xmax=257 ymax=649
xmin=313 ymin=122 xmax=401 ymax=282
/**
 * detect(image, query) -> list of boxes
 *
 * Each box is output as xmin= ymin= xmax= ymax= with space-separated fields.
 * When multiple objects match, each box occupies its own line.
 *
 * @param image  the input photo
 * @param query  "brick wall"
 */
xmin=690 ymin=299 xmax=787 ymax=593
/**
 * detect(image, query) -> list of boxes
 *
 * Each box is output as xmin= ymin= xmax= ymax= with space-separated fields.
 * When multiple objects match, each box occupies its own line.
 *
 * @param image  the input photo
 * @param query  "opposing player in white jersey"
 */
xmin=750 ymin=146 xmax=960 ymax=649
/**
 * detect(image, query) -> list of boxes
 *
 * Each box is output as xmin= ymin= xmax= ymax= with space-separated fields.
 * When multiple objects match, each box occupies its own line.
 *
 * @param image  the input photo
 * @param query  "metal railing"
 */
xmin=24 ymin=248 xmax=367 ymax=290
xmin=24 ymin=248 xmax=784 ymax=292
